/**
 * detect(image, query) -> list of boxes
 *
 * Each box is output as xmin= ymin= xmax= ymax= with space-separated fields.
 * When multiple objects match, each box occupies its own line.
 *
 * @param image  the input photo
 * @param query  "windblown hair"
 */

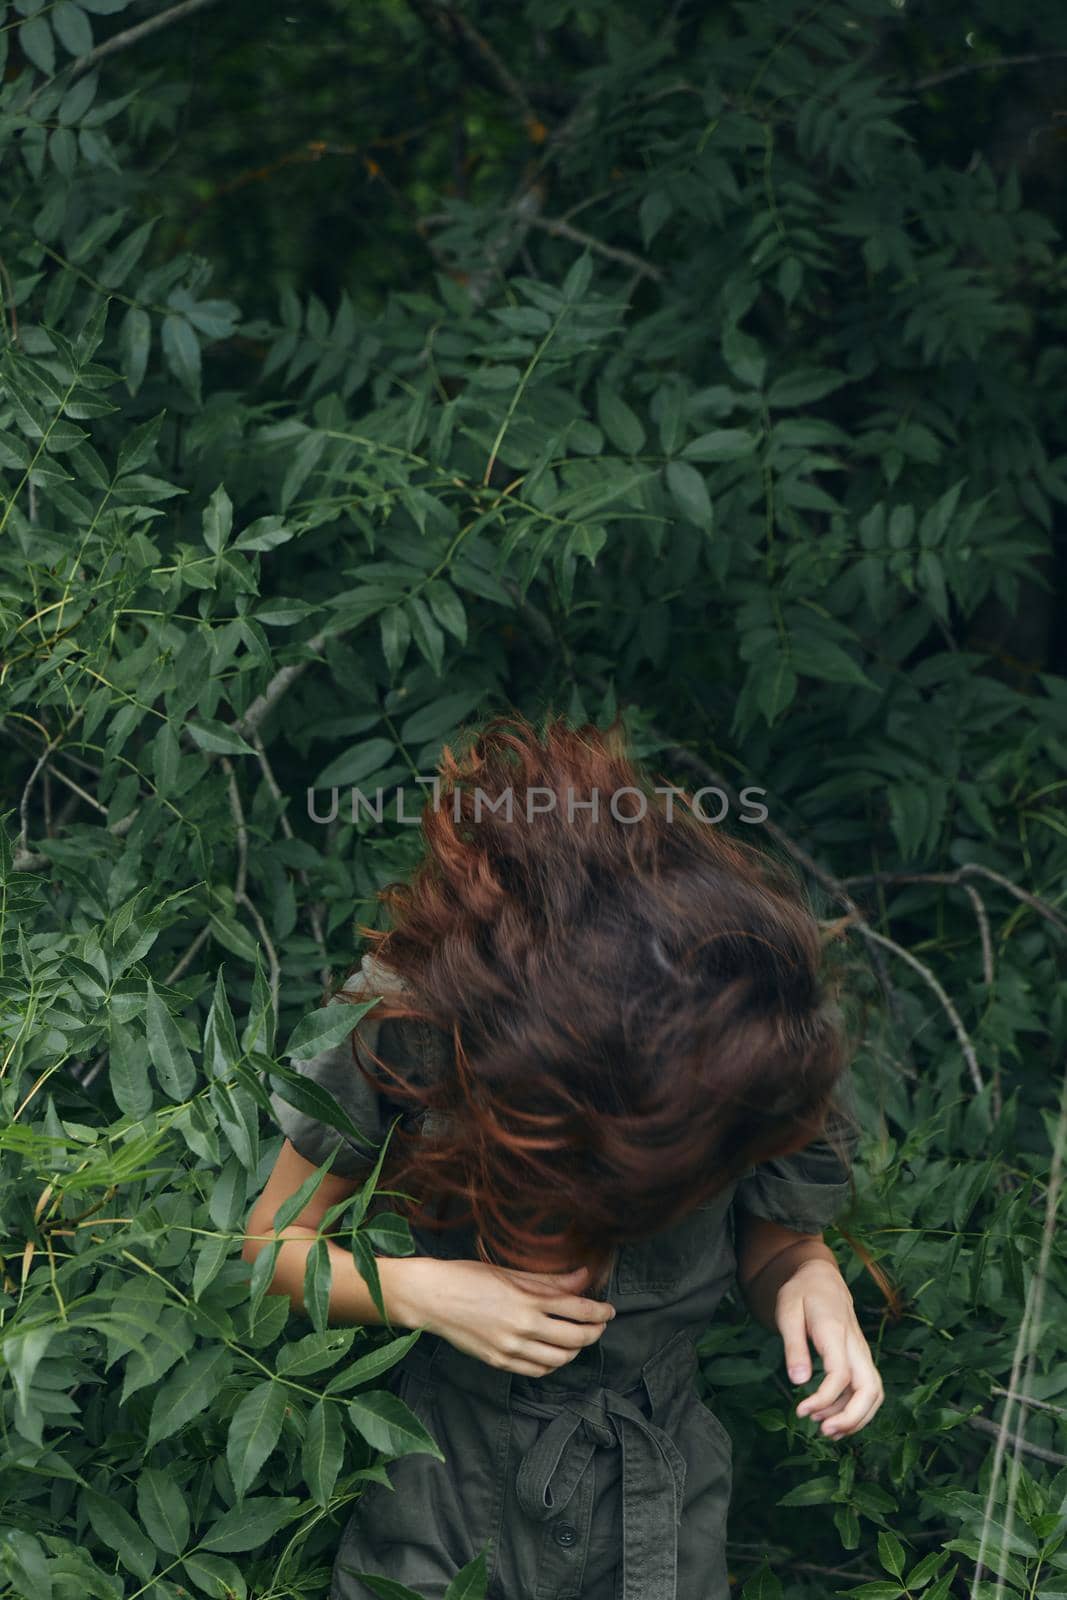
xmin=333 ymin=710 xmax=858 ymax=1286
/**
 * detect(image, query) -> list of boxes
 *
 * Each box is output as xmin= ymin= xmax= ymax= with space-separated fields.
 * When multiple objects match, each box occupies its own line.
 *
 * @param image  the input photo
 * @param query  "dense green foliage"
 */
xmin=1 ymin=2 xmax=1066 ymax=1597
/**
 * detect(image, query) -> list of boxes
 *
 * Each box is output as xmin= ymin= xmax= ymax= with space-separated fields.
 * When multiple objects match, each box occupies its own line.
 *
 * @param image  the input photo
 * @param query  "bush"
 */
xmin=1 ymin=2 xmax=1066 ymax=1597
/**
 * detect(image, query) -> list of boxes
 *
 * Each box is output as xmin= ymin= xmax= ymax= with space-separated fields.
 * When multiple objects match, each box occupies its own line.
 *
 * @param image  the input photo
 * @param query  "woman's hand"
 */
xmin=774 ymin=1257 xmax=884 ymax=1439
xmin=387 ymin=1257 xmax=616 ymax=1379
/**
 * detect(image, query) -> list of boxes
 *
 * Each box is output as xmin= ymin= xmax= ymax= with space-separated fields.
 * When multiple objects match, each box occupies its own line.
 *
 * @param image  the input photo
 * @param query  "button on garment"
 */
xmin=269 ymin=953 xmax=860 ymax=1600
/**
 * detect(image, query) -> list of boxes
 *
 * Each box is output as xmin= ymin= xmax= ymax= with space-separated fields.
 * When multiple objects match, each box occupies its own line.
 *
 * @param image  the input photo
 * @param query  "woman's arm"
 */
xmin=241 ymin=1139 xmax=439 ymax=1328
xmin=734 ymin=1211 xmax=838 ymax=1330
xmin=734 ymin=1209 xmax=884 ymax=1440
xmin=241 ymin=1142 xmax=617 ymax=1376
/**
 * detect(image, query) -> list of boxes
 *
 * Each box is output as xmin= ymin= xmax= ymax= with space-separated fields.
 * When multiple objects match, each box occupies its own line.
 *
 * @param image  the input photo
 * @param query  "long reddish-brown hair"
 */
xmin=333 ymin=710 xmax=858 ymax=1285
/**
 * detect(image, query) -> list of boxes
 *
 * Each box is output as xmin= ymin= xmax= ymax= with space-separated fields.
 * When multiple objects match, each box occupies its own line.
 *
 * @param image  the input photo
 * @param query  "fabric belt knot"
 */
xmin=515 ymin=1382 xmax=688 ymax=1600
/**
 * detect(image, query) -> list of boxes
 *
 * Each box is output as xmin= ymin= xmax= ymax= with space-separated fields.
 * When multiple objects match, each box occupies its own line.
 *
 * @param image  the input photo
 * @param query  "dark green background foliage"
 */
xmin=2 ymin=1 xmax=1066 ymax=1596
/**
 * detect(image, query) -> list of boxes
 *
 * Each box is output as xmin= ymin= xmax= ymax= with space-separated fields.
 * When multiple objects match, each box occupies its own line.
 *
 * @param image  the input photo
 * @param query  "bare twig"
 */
xmin=407 ymin=0 xmax=539 ymax=131
xmin=525 ymin=213 xmax=664 ymax=281
xmin=990 ymin=1385 xmax=1067 ymax=1420
xmin=859 ymin=926 xmax=983 ymax=1097
xmin=164 ymin=926 xmax=211 ymax=987
xmin=237 ymin=891 xmax=281 ymax=1031
xmin=914 ymin=51 xmax=1067 ymax=93
xmin=839 ymin=865 xmax=1066 ymax=937
xmin=18 ymin=708 xmax=84 ymax=855
xmin=13 ymin=807 xmax=138 ymax=874
xmin=967 ymin=1413 xmax=1067 ymax=1467
xmin=232 ymin=628 xmax=334 ymax=740
xmin=962 ymin=884 xmax=995 ymax=987
xmin=67 ymin=0 xmax=223 ymax=80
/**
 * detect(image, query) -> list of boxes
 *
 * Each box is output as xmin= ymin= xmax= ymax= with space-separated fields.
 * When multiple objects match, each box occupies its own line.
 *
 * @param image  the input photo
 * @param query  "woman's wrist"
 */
xmin=739 ymin=1237 xmax=840 ymax=1329
xmin=377 ymin=1254 xmax=444 ymax=1332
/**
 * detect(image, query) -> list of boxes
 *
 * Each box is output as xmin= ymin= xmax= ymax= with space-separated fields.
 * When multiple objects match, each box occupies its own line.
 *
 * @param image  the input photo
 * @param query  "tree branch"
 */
xmin=68 ymin=0 xmax=223 ymax=81
xmin=525 ymin=213 xmax=664 ymax=281
xmin=913 ymin=51 xmax=1067 ymax=93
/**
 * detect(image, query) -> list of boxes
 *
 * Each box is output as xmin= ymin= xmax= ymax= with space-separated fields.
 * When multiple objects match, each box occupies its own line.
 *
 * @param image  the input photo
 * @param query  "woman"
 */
xmin=244 ymin=712 xmax=883 ymax=1600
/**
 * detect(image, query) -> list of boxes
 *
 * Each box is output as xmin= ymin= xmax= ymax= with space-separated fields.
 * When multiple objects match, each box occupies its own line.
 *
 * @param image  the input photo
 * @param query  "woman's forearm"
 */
xmin=737 ymin=1229 xmax=839 ymax=1330
xmin=241 ymin=1225 xmax=439 ymax=1329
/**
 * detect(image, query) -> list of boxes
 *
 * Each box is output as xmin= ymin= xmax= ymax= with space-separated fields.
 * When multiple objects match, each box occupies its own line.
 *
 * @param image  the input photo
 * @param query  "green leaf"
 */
xmin=180 ymin=1552 xmax=249 ymax=1599
xmin=19 ymin=15 xmax=55 ymax=75
xmin=682 ymin=429 xmax=757 ymax=462
xmin=303 ymin=1400 xmax=345 ymax=1507
xmin=108 ymin=1016 xmax=153 ymax=1119
xmin=226 ymin=1380 xmax=287 ymax=1500
xmin=284 ymin=994 xmax=378 ymax=1062
xmin=562 ymin=251 xmax=593 ymax=301
xmin=790 ymin=635 xmax=876 ymax=691
xmin=117 ymin=411 xmax=164 ymax=476
xmin=277 ymin=1328 xmax=356 ymax=1377
xmin=776 ymin=1474 xmax=837 ymax=1506
xmin=186 ymin=718 xmax=255 ymax=755
xmin=342 ymin=1575 xmax=425 ymax=1600
xmin=52 ymin=1 xmax=93 ymax=55
xmin=596 ymin=383 xmax=646 ymax=454
xmin=145 ymin=975 xmax=197 ymax=1100
xmin=202 ymin=483 xmax=234 ymax=553
xmin=161 ymin=313 xmax=201 ymax=402
xmin=268 ymin=1059 xmax=379 ymax=1151
xmin=98 ymin=218 xmax=156 ymax=288
xmin=146 ymin=1345 xmax=232 ymax=1448
xmin=304 ymin=1236 xmax=333 ymax=1334
xmin=380 ymin=605 xmax=410 ymax=676
xmin=665 ymin=460 xmax=713 ymax=532
xmin=740 ymin=1562 xmax=783 ymax=1600
xmin=639 ymin=189 xmax=672 ymax=249
xmin=878 ymin=1532 xmax=906 ymax=1580
xmin=324 ymin=1331 xmax=423 ymax=1395
xmin=405 ymin=595 xmax=445 ymax=675
xmin=118 ymin=305 xmax=151 ymax=396
xmin=347 ymin=1389 xmax=446 ymax=1461
xmin=81 ymin=1487 xmax=155 ymax=1580
xmin=137 ymin=1467 xmax=190 ymax=1557
xmin=233 ymin=515 xmax=292 ymax=551
xmin=203 ymin=964 xmax=241 ymax=1078
xmin=425 ymin=580 xmax=468 ymax=645
xmin=566 ymin=523 xmax=607 ymax=566
xmin=272 ymin=1149 xmax=338 ymax=1230
xmin=199 ymin=1496 xmax=300 ymax=1552
xmin=351 ymin=1228 xmax=385 ymax=1325
xmin=445 ymin=1549 xmax=490 ymax=1600
xmin=837 ymin=1587 xmax=904 ymax=1600
xmin=400 ymin=690 xmax=484 ymax=746
xmin=363 ymin=1210 xmax=414 ymax=1254
xmin=767 ymin=368 xmax=848 ymax=407
xmin=208 ymin=911 xmax=260 ymax=965
xmin=315 ymin=737 xmax=396 ymax=788
xmin=721 ymin=324 xmax=765 ymax=389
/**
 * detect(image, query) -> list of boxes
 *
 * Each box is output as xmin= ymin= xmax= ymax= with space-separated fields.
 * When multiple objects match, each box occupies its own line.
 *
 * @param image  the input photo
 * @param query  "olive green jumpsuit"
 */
xmin=269 ymin=955 xmax=859 ymax=1600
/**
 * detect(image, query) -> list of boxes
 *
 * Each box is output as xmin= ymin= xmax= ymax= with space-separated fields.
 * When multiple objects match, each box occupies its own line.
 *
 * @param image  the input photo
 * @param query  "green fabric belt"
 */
xmin=513 ymin=1380 xmax=689 ymax=1600
xmin=408 ymin=1326 xmax=700 ymax=1600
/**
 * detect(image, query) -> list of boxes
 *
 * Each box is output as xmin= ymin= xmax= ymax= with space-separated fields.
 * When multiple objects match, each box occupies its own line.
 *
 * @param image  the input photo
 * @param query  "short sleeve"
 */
xmin=732 ymin=1073 xmax=860 ymax=1235
xmin=269 ymin=952 xmax=418 ymax=1178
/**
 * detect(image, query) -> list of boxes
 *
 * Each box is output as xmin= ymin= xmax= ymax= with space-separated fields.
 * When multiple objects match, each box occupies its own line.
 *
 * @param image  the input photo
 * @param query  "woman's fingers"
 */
xmin=819 ymin=1380 xmax=884 ymax=1437
xmin=543 ymin=1294 xmax=616 ymax=1323
xmin=527 ymin=1311 xmax=611 ymax=1350
xmin=795 ymin=1330 xmax=852 ymax=1417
